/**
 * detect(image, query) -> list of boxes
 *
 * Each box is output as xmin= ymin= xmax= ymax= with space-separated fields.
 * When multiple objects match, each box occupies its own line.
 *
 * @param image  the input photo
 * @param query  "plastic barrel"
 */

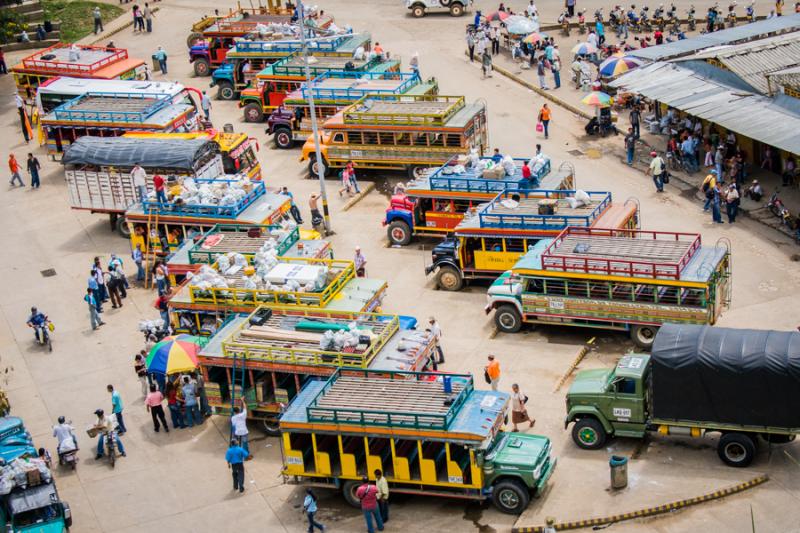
xmin=609 ymin=455 xmax=628 ymax=489
xmin=442 ymin=375 xmax=452 ymax=394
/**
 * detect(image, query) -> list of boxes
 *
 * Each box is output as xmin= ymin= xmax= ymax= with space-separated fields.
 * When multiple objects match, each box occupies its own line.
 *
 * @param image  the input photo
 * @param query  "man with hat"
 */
xmin=648 ymin=151 xmax=665 ymax=192
xmin=92 ymin=408 xmax=125 ymax=460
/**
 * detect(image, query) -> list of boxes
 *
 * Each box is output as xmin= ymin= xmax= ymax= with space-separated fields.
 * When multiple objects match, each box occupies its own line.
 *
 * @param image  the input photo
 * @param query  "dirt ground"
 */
xmin=1 ymin=0 xmax=799 ymax=532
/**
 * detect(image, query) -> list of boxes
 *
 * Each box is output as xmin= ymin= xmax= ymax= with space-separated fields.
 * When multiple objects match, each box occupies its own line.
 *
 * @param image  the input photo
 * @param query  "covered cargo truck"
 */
xmin=565 ymin=324 xmax=800 ymax=467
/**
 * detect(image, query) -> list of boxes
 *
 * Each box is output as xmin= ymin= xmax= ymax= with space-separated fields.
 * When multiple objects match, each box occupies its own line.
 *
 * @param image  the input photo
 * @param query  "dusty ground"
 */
xmin=1 ymin=0 xmax=799 ymax=532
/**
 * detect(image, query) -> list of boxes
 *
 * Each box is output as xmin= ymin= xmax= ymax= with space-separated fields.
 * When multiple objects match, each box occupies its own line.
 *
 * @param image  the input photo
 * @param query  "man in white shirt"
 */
xmin=53 ymin=416 xmax=77 ymax=453
xmin=231 ymin=398 xmax=251 ymax=459
xmin=131 ymin=163 xmax=147 ymax=201
xmin=200 ymin=91 xmax=212 ymax=121
xmin=526 ymin=0 xmax=538 ymax=16
xmin=428 ymin=316 xmax=444 ymax=365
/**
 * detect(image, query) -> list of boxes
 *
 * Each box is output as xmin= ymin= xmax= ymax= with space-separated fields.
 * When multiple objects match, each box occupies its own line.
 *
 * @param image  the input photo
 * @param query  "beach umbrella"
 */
xmin=522 ymin=32 xmax=547 ymax=44
xmin=486 ymin=10 xmax=510 ymax=21
xmin=581 ymin=91 xmax=613 ymax=108
xmin=146 ymin=335 xmax=203 ymax=375
xmin=571 ymin=42 xmax=598 ymax=55
xmin=505 ymin=15 xmax=539 ymax=35
xmin=598 ymin=55 xmax=644 ymax=78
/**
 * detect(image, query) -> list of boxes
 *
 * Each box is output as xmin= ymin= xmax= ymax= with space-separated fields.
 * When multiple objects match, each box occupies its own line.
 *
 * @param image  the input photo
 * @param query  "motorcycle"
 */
xmin=653 ymin=3 xmax=666 ymax=29
xmin=30 ymin=318 xmax=53 ymax=352
xmin=639 ymin=6 xmax=652 ymax=31
xmin=585 ymin=109 xmax=618 ymax=137
xmin=687 ymin=5 xmax=696 ymax=30
xmin=666 ymin=3 xmax=679 ymax=30
xmin=767 ymin=191 xmax=798 ymax=230
xmin=727 ymin=1 xmax=738 ymax=27
xmin=102 ymin=431 xmax=118 ymax=468
xmin=745 ymin=0 xmax=755 ymax=22
xmin=627 ymin=4 xmax=641 ymax=32
xmin=609 ymin=6 xmax=623 ymax=34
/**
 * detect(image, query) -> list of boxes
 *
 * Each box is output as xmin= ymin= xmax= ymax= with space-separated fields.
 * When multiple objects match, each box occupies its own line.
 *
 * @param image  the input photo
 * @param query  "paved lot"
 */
xmin=1 ymin=0 xmax=799 ymax=532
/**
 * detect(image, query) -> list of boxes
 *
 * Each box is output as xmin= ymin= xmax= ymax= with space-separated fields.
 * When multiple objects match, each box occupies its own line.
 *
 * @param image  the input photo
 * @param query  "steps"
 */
xmin=1 ymin=0 xmax=62 ymax=49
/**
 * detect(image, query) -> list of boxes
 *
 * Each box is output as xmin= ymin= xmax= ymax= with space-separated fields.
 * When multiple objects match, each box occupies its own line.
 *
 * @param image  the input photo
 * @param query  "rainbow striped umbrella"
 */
xmin=146 ymin=335 xmax=203 ymax=376
xmin=581 ymin=91 xmax=613 ymax=108
xmin=522 ymin=32 xmax=548 ymax=44
xmin=599 ymin=55 xmax=644 ymax=78
xmin=571 ymin=42 xmax=598 ymax=55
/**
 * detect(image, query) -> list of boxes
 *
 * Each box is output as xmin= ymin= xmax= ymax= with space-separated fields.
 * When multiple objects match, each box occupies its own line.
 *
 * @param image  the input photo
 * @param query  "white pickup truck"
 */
xmin=406 ymin=0 xmax=471 ymax=18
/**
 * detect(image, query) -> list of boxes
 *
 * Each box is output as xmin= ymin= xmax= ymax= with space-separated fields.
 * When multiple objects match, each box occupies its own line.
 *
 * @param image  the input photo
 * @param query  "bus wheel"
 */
xmin=309 ymin=156 xmax=331 ymax=177
xmin=718 ymin=433 xmax=756 ymax=467
xmin=411 ymin=4 xmax=425 ymax=17
xmin=387 ymin=220 xmax=412 ymax=246
xmin=407 ymin=165 xmax=427 ymax=180
xmin=115 ymin=216 xmax=131 ymax=238
xmin=274 ymin=128 xmax=293 ymax=149
xmin=436 ymin=266 xmax=463 ymax=291
xmin=491 ymin=479 xmax=530 ymax=514
xmin=217 ymin=82 xmax=235 ymax=101
xmin=450 ymin=3 xmax=464 ymax=16
xmin=342 ymin=480 xmax=362 ymax=508
xmin=630 ymin=325 xmax=658 ymax=350
xmin=494 ymin=304 xmax=522 ymax=333
xmin=571 ymin=418 xmax=607 ymax=450
xmin=243 ymin=102 xmax=264 ymax=122
xmin=193 ymin=58 xmax=211 ymax=77
xmin=186 ymin=32 xmax=202 ymax=47
xmin=261 ymin=419 xmax=280 ymax=437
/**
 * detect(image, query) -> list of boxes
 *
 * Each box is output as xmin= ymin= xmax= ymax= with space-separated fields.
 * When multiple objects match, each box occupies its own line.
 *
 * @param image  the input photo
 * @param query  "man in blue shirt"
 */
xmin=491 ymin=148 xmax=503 ymax=163
xmin=87 ymin=271 xmax=102 ymax=313
xmin=182 ymin=376 xmax=201 ymax=427
xmin=680 ymin=136 xmax=697 ymax=173
xmin=108 ymin=384 xmax=127 ymax=434
xmin=26 ymin=306 xmax=46 ymax=341
xmin=226 ymin=440 xmax=247 ymax=492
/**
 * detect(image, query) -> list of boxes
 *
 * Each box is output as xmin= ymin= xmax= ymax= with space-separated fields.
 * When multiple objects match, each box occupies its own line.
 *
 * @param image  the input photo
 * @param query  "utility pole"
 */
xmin=298 ymin=0 xmax=332 ymax=235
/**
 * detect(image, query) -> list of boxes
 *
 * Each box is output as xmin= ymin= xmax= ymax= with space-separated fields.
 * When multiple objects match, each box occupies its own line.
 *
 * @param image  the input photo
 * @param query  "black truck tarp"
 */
xmin=650 ymin=324 xmax=800 ymax=429
xmin=62 ymin=136 xmax=219 ymax=171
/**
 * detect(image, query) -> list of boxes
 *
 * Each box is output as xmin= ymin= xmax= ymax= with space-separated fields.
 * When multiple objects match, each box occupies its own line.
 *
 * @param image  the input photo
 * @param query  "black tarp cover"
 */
xmin=62 ymin=136 xmax=219 ymax=171
xmin=650 ymin=324 xmax=800 ymax=429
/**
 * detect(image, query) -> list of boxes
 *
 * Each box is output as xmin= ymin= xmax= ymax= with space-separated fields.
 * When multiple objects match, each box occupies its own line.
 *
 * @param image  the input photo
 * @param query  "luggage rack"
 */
xmin=297 ymin=70 xmax=418 ymax=100
xmin=220 ymin=309 xmax=400 ymax=368
xmin=234 ymin=33 xmax=351 ymax=54
xmin=141 ymin=179 xmax=265 ymax=218
xmin=541 ymin=227 xmax=702 ymax=280
xmin=424 ymin=156 xmax=551 ymax=193
xmin=214 ymin=13 xmax=293 ymax=33
xmin=188 ymin=223 xmax=298 ymax=264
xmin=51 ymin=92 xmax=172 ymax=123
xmin=305 ymin=368 xmax=473 ymax=430
xmin=20 ymin=43 xmax=129 ymax=75
xmin=474 ymin=190 xmax=611 ymax=230
xmin=262 ymin=55 xmax=376 ymax=78
xmin=342 ymin=94 xmax=465 ymax=126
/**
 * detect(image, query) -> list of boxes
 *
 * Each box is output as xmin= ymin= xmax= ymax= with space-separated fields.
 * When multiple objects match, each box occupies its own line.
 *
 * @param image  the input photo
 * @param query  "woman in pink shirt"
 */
xmin=145 ymin=384 xmax=169 ymax=433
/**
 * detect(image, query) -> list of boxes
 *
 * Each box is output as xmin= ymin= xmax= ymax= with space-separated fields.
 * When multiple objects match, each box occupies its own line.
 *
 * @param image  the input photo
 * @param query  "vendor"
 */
xmin=491 ymin=148 xmax=503 ymax=163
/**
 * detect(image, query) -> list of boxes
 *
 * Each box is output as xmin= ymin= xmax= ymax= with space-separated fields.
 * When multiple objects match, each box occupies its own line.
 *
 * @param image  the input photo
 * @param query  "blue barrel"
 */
xmin=442 ymin=376 xmax=452 ymax=394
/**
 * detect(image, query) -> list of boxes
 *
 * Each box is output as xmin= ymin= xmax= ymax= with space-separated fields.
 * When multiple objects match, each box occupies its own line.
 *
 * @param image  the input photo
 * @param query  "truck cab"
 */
xmin=300 ymin=132 xmax=342 ymax=176
xmin=565 ymin=354 xmax=650 ymax=450
xmin=0 ymin=483 xmax=71 ymax=533
xmin=266 ymin=106 xmax=297 ymax=149
xmin=240 ymin=81 xmax=295 ymax=122
xmin=189 ymin=38 xmax=234 ymax=77
xmin=426 ymin=237 xmax=462 ymax=287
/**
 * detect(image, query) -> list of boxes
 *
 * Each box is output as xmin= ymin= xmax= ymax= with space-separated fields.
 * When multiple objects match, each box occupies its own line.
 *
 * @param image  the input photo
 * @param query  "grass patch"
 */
xmin=43 ymin=0 xmax=124 ymax=42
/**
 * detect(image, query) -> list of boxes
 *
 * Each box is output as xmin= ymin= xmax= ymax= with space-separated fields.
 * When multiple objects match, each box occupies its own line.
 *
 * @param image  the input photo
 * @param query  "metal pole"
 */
xmin=298 ymin=0 xmax=332 ymax=235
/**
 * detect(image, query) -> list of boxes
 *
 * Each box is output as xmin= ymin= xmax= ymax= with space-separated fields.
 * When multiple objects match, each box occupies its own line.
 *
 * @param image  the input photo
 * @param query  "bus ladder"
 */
xmin=143 ymin=207 xmax=159 ymax=289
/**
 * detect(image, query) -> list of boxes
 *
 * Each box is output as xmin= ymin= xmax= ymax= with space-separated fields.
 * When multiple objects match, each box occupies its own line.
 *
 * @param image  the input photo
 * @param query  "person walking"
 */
xmin=538 ymin=104 xmax=551 ymax=139
xmin=134 ymin=352 xmax=149 ymax=397
xmin=108 ymin=384 xmax=127 ymax=435
xmin=680 ymin=135 xmax=697 ymax=173
xmin=145 ymin=384 xmax=169 ymax=433
xmin=536 ymin=57 xmax=549 ymax=90
xmin=629 ymin=106 xmax=640 ymax=139
xmin=551 ymin=56 xmax=561 ymax=89
xmin=309 ymin=193 xmax=322 ymax=228
xmin=346 ymin=161 xmax=359 ymax=193
xmin=711 ymin=183 xmax=723 ymax=224
xmin=485 ymin=354 xmax=501 ymax=391
xmin=567 ymin=0 xmax=576 ymax=16
xmin=303 ymin=488 xmax=325 ymax=532
xmin=725 ymin=183 xmax=740 ymax=223
xmin=93 ymin=6 xmax=103 ymax=34
xmin=231 ymin=398 xmax=250 ymax=458
xmin=26 ymin=153 xmax=40 ymax=188
xmin=427 ymin=317 xmax=444 ymax=365
xmin=132 ymin=244 xmax=145 ymax=282
xmin=481 ymin=48 xmax=493 ymax=79
xmin=144 ymin=3 xmax=154 ymax=32
xmin=153 ymin=46 xmax=168 ymax=74
xmin=466 ymin=31 xmax=476 ymax=62
xmin=87 ymin=272 xmax=103 ymax=313
xmin=8 ymin=154 xmax=23 ymax=186
xmin=624 ymin=128 xmax=636 ymax=165
xmin=648 ymin=151 xmax=665 ymax=192
xmin=375 ymin=469 xmax=389 ymax=523
xmin=14 ymin=94 xmax=31 ymax=144
xmin=181 ymin=376 xmax=201 ymax=427
xmin=93 ymin=257 xmax=108 ymax=304
xmin=701 ymin=170 xmax=717 ymax=211
xmin=85 ymin=289 xmax=104 ymax=330
xmin=226 ymin=439 xmax=247 ymax=493
xmin=356 ymin=476 xmax=384 ymax=533
xmin=354 ymin=246 xmax=367 ymax=277
xmin=166 ymin=381 xmax=185 ymax=429
xmin=201 ymin=90 xmax=212 ymax=121
xmin=107 ymin=265 xmax=123 ymax=308
xmin=511 ymin=383 xmax=535 ymax=431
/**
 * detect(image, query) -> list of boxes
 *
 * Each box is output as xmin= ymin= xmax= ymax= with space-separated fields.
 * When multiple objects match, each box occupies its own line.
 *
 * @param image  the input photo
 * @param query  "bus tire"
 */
xmin=630 ymin=325 xmax=658 ymax=350
xmin=411 ymin=4 xmax=425 ymax=17
xmin=571 ymin=417 xmax=607 ymax=450
xmin=261 ymin=419 xmax=281 ymax=437
xmin=387 ymin=220 xmax=412 ymax=246
xmin=494 ymin=304 xmax=522 ymax=333
xmin=718 ymin=433 xmax=756 ymax=467
xmin=186 ymin=32 xmax=202 ymax=47
xmin=274 ymin=127 xmax=293 ymax=149
xmin=193 ymin=58 xmax=211 ymax=77
xmin=342 ymin=480 xmax=362 ymax=508
xmin=309 ymin=156 xmax=331 ymax=177
xmin=450 ymin=3 xmax=464 ymax=16
xmin=406 ymin=165 xmax=427 ymax=180
xmin=243 ymin=102 xmax=264 ymax=122
xmin=217 ymin=81 xmax=235 ymax=101
xmin=115 ymin=215 xmax=131 ymax=238
xmin=435 ymin=266 xmax=463 ymax=291
xmin=491 ymin=479 xmax=530 ymax=514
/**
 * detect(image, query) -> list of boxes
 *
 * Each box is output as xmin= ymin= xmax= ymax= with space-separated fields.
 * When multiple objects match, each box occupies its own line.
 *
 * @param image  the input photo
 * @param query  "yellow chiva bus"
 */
xmin=486 ymin=227 xmax=732 ymax=349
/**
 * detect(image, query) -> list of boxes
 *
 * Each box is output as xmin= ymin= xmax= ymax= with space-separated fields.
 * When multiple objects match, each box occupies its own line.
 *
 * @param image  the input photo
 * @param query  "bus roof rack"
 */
xmin=20 ymin=43 xmax=129 ymax=75
xmin=256 ymin=54 xmax=378 ymax=78
xmin=420 ymin=155 xmax=551 ymax=194
xmin=142 ymin=179 xmax=266 ymax=218
xmin=473 ymin=190 xmax=612 ymax=231
xmin=50 ymin=91 xmax=172 ymax=123
xmin=342 ymin=94 xmax=466 ymax=126
xmin=187 ymin=223 xmax=299 ymax=264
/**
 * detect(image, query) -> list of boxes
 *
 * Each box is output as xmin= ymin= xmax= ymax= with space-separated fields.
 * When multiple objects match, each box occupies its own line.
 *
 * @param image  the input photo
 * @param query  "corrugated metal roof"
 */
xmin=766 ymin=65 xmax=800 ymax=92
xmin=629 ymin=14 xmax=800 ymax=61
xmin=610 ymin=62 xmax=800 ymax=154
xmin=681 ymin=32 xmax=800 ymax=94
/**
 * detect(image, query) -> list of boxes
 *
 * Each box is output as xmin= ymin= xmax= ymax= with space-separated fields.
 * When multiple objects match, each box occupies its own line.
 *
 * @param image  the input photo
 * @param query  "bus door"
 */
xmin=414 ymin=197 xmax=430 ymax=228
xmin=459 ymin=236 xmax=475 ymax=271
xmin=425 ymin=199 xmax=462 ymax=230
